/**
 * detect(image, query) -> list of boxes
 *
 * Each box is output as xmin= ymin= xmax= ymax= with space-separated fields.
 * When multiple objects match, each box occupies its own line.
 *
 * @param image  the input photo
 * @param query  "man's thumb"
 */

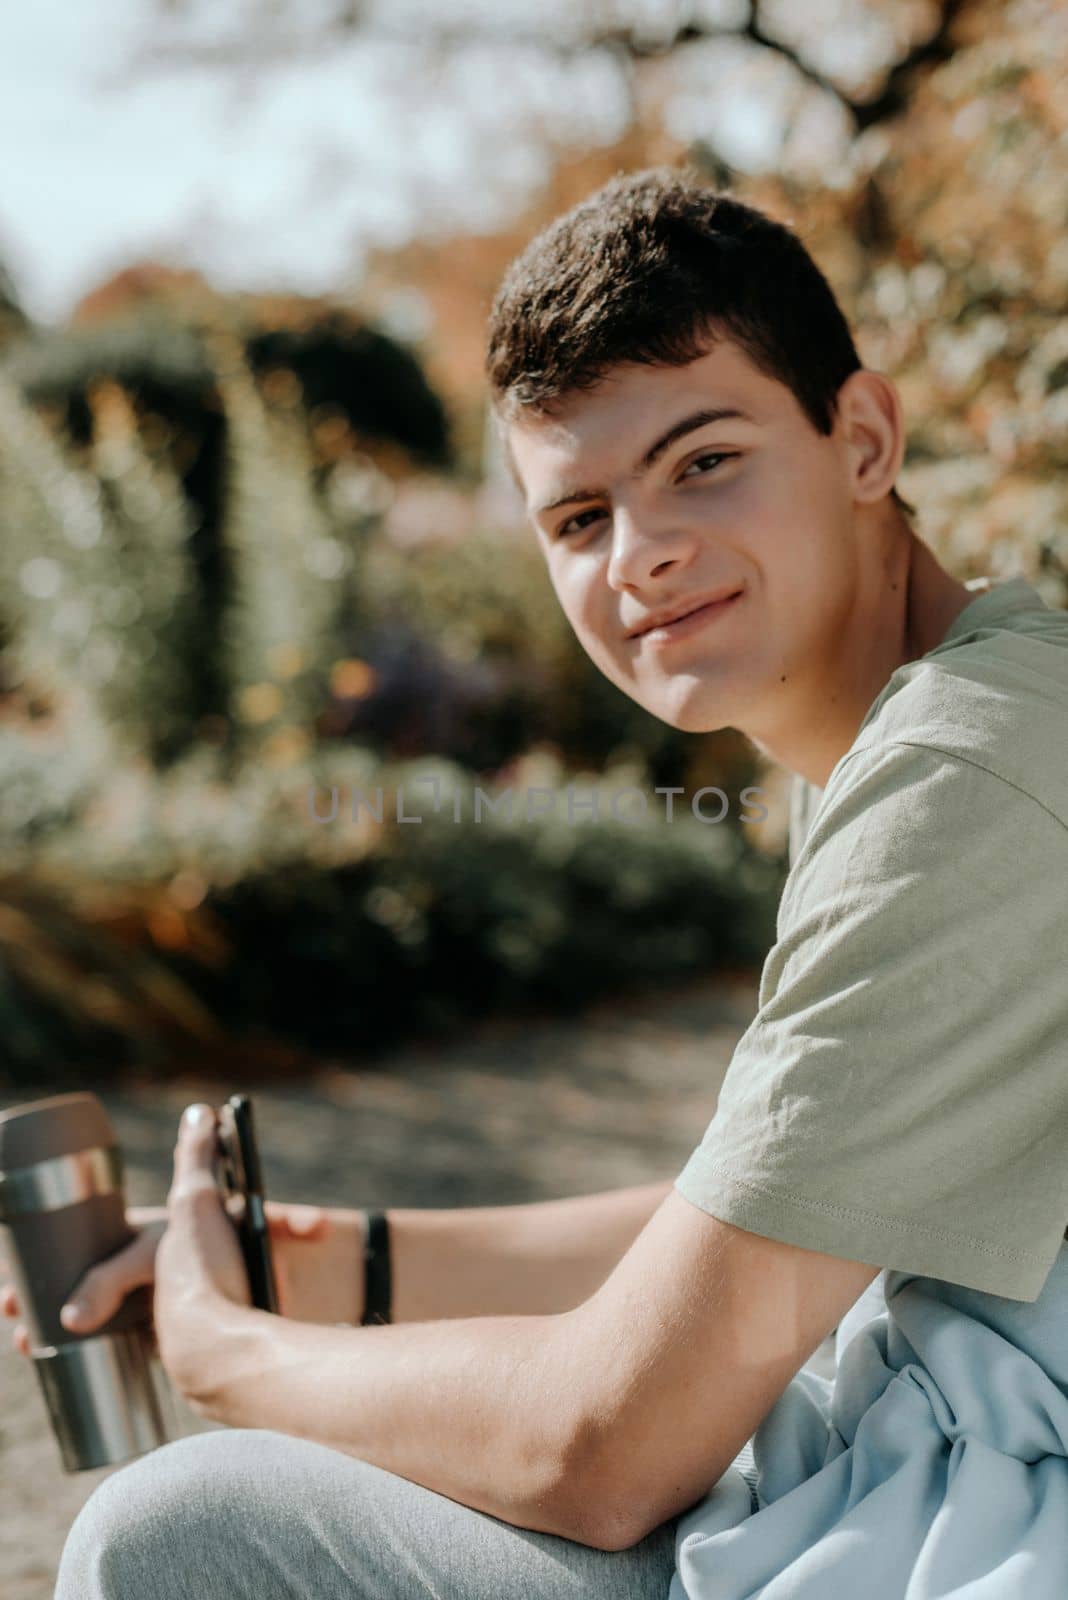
xmin=169 ymin=1103 xmax=219 ymax=1206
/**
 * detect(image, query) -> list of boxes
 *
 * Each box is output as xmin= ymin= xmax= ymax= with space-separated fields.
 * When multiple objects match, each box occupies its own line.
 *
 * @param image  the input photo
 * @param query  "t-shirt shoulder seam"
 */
xmin=831 ymin=737 xmax=1068 ymax=837
xmin=677 ymin=1159 xmax=1054 ymax=1266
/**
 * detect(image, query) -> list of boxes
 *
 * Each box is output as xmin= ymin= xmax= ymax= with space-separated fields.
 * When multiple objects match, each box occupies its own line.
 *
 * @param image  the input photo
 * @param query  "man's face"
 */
xmin=508 ymin=338 xmax=862 ymax=735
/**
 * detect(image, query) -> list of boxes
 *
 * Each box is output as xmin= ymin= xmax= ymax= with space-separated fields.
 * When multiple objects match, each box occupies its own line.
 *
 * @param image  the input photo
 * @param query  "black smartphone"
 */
xmin=214 ymin=1094 xmax=279 ymax=1314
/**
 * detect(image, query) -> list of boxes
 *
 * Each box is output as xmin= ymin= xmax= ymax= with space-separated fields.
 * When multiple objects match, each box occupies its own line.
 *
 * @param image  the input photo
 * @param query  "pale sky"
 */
xmin=0 ymin=0 xmax=883 ymax=326
xmin=0 ymin=1 xmax=627 ymax=323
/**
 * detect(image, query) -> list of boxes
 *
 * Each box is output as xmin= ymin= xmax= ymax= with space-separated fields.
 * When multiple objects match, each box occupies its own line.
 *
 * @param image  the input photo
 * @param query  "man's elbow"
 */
xmin=548 ymin=1419 xmax=718 ymax=1552
xmin=542 ymin=1426 xmax=654 ymax=1553
xmin=548 ymin=1489 xmax=655 ymax=1553
xmin=539 ymin=1481 xmax=642 ymax=1553
xmin=557 ymin=1475 xmax=687 ymax=1553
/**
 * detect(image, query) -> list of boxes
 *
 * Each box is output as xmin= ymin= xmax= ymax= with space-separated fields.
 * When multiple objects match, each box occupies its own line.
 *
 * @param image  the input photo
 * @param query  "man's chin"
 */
xmin=645 ymin=695 xmax=733 ymax=734
xmin=601 ymin=662 xmax=737 ymax=733
xmin=671 ymin=709 xmax=733 ymax=734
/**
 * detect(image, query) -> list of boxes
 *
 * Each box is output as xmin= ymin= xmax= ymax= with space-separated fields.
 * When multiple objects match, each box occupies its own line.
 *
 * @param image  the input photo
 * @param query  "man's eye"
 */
xmin=556 ymin=508 xmax=605 ymax=539
xmin=680 ymin=451 xmax=734 ymax=479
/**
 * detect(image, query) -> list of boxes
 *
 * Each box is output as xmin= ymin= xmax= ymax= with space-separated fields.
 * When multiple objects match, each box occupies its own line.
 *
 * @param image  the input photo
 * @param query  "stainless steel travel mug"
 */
xmin=0 ymin=1091 xmax=171 ymax=1472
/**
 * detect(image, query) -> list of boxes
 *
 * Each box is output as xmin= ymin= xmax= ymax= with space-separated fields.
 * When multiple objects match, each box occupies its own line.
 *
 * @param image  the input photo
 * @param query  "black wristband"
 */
xmin=360 ymin=1209 xmax=392 ymax=1326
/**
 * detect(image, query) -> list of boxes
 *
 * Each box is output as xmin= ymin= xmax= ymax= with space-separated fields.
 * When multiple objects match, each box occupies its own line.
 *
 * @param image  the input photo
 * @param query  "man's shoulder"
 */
xmin=787 ymin=582 xmax=1068 ymax=867
xmin=790 ymin=685 xmax=1066 ymax=886
xmin=841 ymin=601 xmax=1068 ymax=827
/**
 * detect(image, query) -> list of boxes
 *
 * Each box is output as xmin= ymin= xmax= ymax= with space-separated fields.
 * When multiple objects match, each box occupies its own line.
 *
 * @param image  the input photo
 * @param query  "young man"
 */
xmin=21 ymin=167 xmax=1068 ymax=1598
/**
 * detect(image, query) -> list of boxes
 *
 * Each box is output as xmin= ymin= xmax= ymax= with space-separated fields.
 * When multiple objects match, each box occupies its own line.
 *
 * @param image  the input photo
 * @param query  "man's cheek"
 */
xmin=588 ymin=638 xmax=643 ymax=699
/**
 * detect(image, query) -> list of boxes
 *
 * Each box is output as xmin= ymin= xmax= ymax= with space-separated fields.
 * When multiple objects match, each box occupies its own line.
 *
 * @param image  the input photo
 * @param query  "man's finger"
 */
xmin=168 ymin=1104 xmax=220 ymax=1206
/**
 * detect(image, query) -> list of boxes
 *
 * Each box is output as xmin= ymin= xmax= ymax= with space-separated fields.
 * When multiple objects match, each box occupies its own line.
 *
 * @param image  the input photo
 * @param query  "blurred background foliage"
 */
xmin=1 ymin=0 xmax=1066 ymax=1084
xmin=0 ymin=271 xmax=771 ymax=1083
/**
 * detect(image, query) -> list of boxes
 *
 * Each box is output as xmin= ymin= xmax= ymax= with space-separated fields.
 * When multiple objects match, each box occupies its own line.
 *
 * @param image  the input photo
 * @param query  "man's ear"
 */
xmin=836 ymin=369 xmax=906 ymax=507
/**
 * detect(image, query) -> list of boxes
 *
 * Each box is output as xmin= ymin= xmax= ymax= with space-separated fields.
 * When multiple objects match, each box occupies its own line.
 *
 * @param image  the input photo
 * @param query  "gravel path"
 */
xmin=1 ymin=968 xmax=836 ymax=1598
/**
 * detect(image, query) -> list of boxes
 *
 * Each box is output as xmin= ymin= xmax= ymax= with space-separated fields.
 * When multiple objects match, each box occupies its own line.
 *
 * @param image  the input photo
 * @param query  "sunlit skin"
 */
xmin=506 ymin=337 xmax=977 ymax=790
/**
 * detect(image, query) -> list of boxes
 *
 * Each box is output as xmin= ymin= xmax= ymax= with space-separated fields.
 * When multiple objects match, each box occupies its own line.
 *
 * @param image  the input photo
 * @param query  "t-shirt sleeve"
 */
xmin=675 ymin=739 xmax=1068 ymax=1302
xmin=787 ymin=774 xmax=823 ymax=869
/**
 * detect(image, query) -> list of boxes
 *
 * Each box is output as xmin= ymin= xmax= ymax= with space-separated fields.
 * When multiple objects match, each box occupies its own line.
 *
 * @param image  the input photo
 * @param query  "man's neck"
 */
xmin=745 ymin=519 xmax=978 ymax=790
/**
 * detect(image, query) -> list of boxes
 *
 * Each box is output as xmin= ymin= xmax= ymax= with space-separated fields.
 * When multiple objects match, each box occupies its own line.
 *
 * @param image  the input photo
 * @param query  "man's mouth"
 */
xmin=631 ymin=589 xmax=744 ymax=645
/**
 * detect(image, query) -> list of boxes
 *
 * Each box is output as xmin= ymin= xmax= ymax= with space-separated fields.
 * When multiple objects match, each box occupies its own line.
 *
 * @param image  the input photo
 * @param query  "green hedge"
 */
xmin=0 ymin=752 xmax=783 ymax=1082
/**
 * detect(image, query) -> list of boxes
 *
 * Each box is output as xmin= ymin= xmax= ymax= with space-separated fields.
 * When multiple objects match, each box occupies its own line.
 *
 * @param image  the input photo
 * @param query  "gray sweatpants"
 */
xmin=53 ymin=1426 xmax=679 ymax=1599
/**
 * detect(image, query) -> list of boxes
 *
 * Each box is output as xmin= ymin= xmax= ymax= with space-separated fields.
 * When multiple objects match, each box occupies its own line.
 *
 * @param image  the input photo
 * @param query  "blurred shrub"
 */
xmin=204 ymin=803 xmax=779 ymax=1058
xmin=246 ymin=314 xmax=450 ymax=470
xmin=0 ymin=748 xmax=782 ymax=1082
xmin=0 ymin=721 xmax=103 ymax=848
xmin=0 ymin=872 xmax=227 ymax=1087
xmin=10 ymin=293 xmax=450 ymax=492
xmin=0 ymin=370 xmax=210 ymax=766
xmin=0 ymin=260 xmax=28 ymax=350
xmin=0 ymin=337 xmax=387 ymax=769
xmin=0 ymin=294 xmax=450 ymax=764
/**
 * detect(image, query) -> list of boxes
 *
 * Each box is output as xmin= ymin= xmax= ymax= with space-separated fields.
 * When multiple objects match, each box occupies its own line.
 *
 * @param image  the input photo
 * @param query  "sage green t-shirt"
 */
xmin=675 ymin=575 xmax=1068 ymax=1302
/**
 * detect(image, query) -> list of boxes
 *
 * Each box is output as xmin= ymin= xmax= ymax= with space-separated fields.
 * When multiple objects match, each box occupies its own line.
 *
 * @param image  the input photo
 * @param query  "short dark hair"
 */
xmin=485 ymin=164 xmax=915 ymax=520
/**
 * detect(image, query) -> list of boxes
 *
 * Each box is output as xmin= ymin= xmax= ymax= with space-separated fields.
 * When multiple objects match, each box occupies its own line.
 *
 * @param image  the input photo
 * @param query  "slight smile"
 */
xmin=632 ymin=590 xmax=744 ymax=646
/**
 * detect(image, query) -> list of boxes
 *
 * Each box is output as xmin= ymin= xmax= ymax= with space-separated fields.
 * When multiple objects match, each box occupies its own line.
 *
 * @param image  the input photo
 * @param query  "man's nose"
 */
xmin=605 ymin=505 xmax=697 ymax=590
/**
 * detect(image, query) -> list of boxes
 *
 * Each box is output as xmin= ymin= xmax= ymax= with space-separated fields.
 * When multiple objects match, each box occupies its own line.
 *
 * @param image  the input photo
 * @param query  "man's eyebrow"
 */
xmin=532 ymin=406 xmax=756 ymax=518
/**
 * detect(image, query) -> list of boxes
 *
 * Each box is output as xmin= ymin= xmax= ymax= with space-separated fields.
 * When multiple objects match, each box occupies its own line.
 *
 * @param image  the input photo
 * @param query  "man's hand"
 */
xmin=154 ymin=1103 xmax=256 ymax=1406
xmin=3 ymin=1203 xmax=337 ymax=1359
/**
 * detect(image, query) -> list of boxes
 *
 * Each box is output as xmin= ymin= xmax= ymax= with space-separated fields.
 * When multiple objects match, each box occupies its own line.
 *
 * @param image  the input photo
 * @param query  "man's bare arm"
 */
xmin=180 ymin=1187 xmax=877 ymax=1551
xmin=3 ymin=1181 xmax=672 ymax=1353
xmin=381 ymin=1180 xmax=672 ymax=1321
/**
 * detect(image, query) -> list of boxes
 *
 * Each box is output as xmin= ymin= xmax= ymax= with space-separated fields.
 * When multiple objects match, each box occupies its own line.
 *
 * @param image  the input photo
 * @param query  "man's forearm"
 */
xmin=200 ymin=1182 xmax=676 ymax=1543
xmin=383 ymin=1179 xmax=672 ymax=1321
xmin=201 ymin=1298 xmax=602 ymax=1544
